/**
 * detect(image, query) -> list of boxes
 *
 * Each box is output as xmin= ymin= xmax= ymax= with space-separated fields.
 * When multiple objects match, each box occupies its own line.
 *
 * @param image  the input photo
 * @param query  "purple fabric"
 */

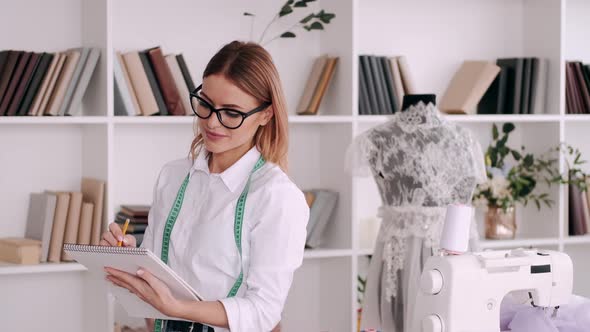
xmin=500 ymin=294 xmax=590 ymax=332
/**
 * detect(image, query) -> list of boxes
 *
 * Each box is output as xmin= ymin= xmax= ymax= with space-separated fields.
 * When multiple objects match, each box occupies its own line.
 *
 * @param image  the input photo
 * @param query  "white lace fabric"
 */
xmin=347 ymin=101 xmax=486 ymax=300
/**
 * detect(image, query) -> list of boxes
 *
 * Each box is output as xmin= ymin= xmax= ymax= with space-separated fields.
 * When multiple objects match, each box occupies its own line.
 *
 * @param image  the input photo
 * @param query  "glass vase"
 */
xmin=485 ymin=205 xmax=516 ymax=240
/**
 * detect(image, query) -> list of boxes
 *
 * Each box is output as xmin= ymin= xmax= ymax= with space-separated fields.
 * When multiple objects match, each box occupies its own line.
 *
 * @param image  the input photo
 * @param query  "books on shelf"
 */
xmin=115 ymin=46 xmax=195 ymax=116
xmin=303 ymin=189 xmax=338 ymax=248
xmin=0 ymin=48 xmax=100 ymax=116
xmin=565 ymin=61 xmax=590 ymax=114
xmin=10 ymin=177 xmax=106 ymax=265
xmin=568 ymin=177 xmax=590 ymax=236
xmin=296 ymin=55 xmax=339 ymax=115
xmin=440 ymin=60 xmax=500 ymax=114
xmin=358 ymin=55 xmax=415 ymax=115
xmin=477 ymin=57 xmax=548 ymax=115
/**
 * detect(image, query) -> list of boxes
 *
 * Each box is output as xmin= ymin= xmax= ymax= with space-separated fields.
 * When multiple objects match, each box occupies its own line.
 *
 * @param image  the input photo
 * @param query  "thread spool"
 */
xmin=440 ymin=204 xmax=473 ymax=255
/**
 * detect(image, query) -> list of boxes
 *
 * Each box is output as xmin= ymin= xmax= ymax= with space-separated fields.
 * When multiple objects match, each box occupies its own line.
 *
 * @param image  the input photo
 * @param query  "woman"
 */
xmin=100 ymin=41 xmax=309 ymax=332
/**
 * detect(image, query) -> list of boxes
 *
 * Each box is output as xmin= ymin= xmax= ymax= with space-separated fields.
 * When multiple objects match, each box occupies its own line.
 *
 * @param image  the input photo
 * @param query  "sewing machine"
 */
xmin=411 ymin=248 xmax=573 ymax=332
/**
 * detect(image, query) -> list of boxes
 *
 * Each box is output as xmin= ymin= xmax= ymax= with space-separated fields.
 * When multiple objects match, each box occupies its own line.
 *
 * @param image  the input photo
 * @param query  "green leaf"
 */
xmin=319 ymin=12 xmax=336 ymax=23
xmin=308 ymin=21 xmax=324 ymax=30
xmin=523 ymin=154 xmax=534 ymax=167
xmin=279 ymin=4 xmax=294 ymax=16
xmin=280 ymin=31 xmax=296 ymax=38
xmin=492 ymin=124 xmax=499 ymax=140
xmin=511 ymin=150 xmax=522 ymax=160
xmin=294 ymin=1 xmax=307 ymax=7
xmin=300 ymin=13 xmax=314 ymax=24
xmin=287 ymin=0 xmax=294 ymax=4
xmin=243 ymin=12 xmax=255 ymax=16
xmin=502 ymin=122 xmax=515 ymax=134
xmin=534 ymin=199 xmax=541 ymax=210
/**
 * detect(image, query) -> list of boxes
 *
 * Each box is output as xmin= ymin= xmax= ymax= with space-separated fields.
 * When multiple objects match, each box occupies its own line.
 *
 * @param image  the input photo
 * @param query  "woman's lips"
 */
xmin=205 ymin=129 xmax=227 ymax=141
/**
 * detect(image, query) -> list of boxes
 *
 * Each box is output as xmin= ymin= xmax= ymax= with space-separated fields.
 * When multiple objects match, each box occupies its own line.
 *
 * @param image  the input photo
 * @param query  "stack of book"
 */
xmin=114 ymin=46 xmax=195 ymax=116
xmin=568 ymin=176 xmax=590 ymax=236
xmin=303 ymin=189 xmax=338 ymax=249
xmin=114 ymin=205 xmax=150 ymax=246
xmin=296 ymin=55 xmax=338 ymax=116
xmin=0 ymin=48 xmax=100 ymax=116
xmin=477 ymin=57 xmax=548 ymax=115
xmin=565 ymin=61 xmax=590 ymax=114
xmin=19 ymin=178 xmax=106 ymax=264
xmin=358 ymin=55 xmax=416 ymax=115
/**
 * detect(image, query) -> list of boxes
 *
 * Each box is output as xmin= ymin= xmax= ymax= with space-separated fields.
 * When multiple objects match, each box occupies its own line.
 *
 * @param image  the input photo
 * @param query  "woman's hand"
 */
xmin=100 ymin=222 xmax=137 ymax=247
xmin=105 ymin=267 xmax=184 ymax=318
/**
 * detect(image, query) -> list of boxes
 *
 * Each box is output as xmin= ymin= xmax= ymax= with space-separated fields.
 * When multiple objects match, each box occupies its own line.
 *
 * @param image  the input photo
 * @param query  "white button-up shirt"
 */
xmin=140 ymin=146 xmax=309 ymax=331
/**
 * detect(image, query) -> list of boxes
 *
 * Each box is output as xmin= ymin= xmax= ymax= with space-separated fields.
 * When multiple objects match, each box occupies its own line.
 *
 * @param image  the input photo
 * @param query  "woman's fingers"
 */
xmin=109 ymin=222 xmax=125 ymax=243
xmin=102 ymin=230 xmax=118 ymax=246
xmin=123 ymin=234 xmax=137 ymax=247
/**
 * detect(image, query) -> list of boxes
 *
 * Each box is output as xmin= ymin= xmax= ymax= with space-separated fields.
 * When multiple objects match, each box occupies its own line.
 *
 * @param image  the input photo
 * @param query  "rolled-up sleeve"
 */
xmin=220 ymin=182 xmax=309 ymax=331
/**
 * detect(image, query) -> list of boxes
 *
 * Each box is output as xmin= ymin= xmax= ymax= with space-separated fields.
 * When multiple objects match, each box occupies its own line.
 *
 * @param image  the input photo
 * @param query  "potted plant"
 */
xmin=472 ymin=123 xmax=559 ymax=239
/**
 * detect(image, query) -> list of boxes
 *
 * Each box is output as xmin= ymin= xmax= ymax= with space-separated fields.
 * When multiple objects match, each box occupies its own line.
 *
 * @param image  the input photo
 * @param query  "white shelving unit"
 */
xmin=1 ymin=1 xmax=589 ymax=331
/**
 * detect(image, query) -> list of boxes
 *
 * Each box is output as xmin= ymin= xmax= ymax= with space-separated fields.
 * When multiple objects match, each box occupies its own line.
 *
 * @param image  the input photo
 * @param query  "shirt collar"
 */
xmin=191 ymin=146 xmax=262 ymax=193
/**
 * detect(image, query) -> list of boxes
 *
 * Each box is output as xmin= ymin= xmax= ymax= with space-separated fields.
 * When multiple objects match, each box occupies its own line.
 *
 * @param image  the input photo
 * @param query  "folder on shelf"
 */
xmin=63 ymin=244 xmax=202 ymax=320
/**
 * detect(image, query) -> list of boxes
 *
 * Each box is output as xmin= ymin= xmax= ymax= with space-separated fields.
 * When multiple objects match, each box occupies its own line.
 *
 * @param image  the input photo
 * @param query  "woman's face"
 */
xmin=197 ymin=74 xmax=272 ymax=154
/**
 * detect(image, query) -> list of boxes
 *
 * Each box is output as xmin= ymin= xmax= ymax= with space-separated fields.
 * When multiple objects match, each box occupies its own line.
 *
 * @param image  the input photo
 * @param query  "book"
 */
xmin=165 ymin=54 xmax=193 ymax=116
xmin=24 ymin=192 xmax=57 ymax=262
xmin=62 ymin=192 xmax=83 ymax=261
xmin=296 ymin=55 xmax=328 ymax=115
xmin=45 ymin=50 xmax=81 ymax=116
xmin=122 ymin=51 xmax=159 ymax=116
xmin=529 ymin=58 xmax=548 ymax=114
xmin=440 ymin=60 xmax=500 ymax=114
xmin=176 ymin=54 xmax=195 ymax=92
xmin=65 ymin=47 xmax=100 ymax=116
xmin=0 ymin=238 xmax=42 ymax=265
xmin=139 ymin=50 xmax=168 ymax=115
xmin=114 ymin=53 xmax=137 ymax=116
xmin=58 ymin=48 xmax=90 ymax=116
xmin=29 ymin=52 xmax=61 ymax=116
xmin=120 ymin=205 xmax=150 ymax=218
xmin=46 ymin=191 xmax=71 ymax=262
xmin=305 ymin=189 xmax=338 ymax=248
xmin=520 ymin=58 xmax=533 ymax=114
xmin=369 ymin=56 xmax=388 ymax=114
xmin=63 ymin=244 xmax=202 ymax=320
xmin=389 ymin=57 xmax=405 ymax=112
xmin=77 ymin=202 xmax=94 ymax=245
xmin=381 ymin=56 xmax=398 ymax=114
xmin=17 ymin=52 xmax=54 ymax=116
xmin=301 ymin=57 xmax=338 ymax=115
xmin=0 ymin=51 xmax=31 ymax=115
xmin=0 ymin=51 xmax=23 ymax=107
xmin=5 ymin=52 xmax=41 ymax=116
xmin=358 ymin=58 xmax=370 ymax=115
xmin=397 ymin=55 xmax=416 ymax=94
xmin=81 ymin=177 xmax=105 ymax=246
xmin=37 ymin=53 xmax=66 ymax=116
xmin=115 ymin=52 xmax=141 ymax=115
xmin=359 ymin=56 xmax=378 ymax=114
xmin=147 ymin=46 xmax=186 ymax=116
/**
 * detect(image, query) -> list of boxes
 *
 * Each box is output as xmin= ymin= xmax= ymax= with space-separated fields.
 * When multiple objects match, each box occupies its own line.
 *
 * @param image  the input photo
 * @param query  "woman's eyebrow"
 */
xmin=200 ymin=91 xmax=244 ymax=109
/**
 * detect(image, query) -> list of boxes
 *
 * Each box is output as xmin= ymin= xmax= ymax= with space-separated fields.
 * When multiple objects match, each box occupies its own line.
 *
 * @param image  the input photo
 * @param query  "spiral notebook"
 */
xmin=63 ymin=243 xmax=202 ymax=320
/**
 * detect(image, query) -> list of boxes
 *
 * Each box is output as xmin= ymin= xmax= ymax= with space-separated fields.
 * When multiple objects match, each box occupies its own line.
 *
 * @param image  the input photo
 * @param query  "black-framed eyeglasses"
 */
xmin=190 ymin=84 xmax=271 ymax=129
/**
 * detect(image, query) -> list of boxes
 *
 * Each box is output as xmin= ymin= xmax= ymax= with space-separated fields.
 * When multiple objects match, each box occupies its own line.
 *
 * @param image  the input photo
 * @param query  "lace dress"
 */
xmin=346 ymin=102 xmax=486 ymax=332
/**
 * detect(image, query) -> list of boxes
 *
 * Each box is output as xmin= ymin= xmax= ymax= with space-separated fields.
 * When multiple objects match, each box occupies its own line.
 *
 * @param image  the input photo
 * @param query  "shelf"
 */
xmin=303 ymin=249 xmax=354 ymax=259
xmin=563 ymin=235 xmax=590 ymax=245
xmin=0 ymin=262 xmax=87 ymax=275
xmin=563 ymin=115 xmax=590 ymax=122
xmin=355 ymin=114 xmax=562 ymax=124
xmin=0 ymin=116 xmax=108 ymax=125
xmin=356 ymin=248 xmax=374 ymax=256
xmin=112 ymin=115 xmax=354 ymax=124
xmin=479 ymin=237 xmax=560 ymax=249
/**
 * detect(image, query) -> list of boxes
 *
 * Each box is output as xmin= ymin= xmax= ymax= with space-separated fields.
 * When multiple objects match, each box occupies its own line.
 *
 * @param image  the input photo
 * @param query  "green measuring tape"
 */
xmin=154 ymin=156 xmax=265 ymax=332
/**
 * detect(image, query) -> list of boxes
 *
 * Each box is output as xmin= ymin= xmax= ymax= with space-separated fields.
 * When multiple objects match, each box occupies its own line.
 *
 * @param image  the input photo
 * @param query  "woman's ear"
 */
xmin=260 ymin=106 xmax=274 ymax=126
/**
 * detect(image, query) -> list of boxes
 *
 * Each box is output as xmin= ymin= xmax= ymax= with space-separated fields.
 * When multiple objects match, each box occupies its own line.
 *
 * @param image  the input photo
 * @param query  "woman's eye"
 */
xmin=224 ymin=110 xmax=242 ymax=118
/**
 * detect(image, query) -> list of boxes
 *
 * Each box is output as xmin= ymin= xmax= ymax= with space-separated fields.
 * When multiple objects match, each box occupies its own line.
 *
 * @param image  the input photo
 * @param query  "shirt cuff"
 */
xmin=219 ymin=297 xmax=239 ymax=332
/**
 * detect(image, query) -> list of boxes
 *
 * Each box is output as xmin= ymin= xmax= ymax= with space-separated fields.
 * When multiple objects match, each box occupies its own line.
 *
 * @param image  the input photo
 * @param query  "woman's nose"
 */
xmin=206 ymin=111 xmax=223 ymax=128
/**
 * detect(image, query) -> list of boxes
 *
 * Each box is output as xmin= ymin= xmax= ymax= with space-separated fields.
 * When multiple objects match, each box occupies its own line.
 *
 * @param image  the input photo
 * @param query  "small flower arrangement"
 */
xmin=472 ymin=123 xmax=559 ymax=212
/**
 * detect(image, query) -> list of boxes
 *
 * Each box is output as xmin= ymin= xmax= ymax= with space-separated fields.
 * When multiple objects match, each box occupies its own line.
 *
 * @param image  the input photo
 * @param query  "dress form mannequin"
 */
xmin=346 ymin=94 xmax=486 ymax=331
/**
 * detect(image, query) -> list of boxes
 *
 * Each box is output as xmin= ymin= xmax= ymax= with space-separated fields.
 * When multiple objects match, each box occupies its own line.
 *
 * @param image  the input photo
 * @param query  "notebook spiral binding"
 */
xmin=63 ymin=243 xmax=147 ymax=255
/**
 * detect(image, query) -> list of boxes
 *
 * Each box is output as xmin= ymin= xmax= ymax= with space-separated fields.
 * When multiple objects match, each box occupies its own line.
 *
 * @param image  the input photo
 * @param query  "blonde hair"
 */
xmin=189 ymin=41 xmax=289 ymax=172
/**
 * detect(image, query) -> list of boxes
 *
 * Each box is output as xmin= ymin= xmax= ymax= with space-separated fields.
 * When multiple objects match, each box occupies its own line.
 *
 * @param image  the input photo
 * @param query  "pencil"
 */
xmin=117 ymin=218 xmax=130 ymax=247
